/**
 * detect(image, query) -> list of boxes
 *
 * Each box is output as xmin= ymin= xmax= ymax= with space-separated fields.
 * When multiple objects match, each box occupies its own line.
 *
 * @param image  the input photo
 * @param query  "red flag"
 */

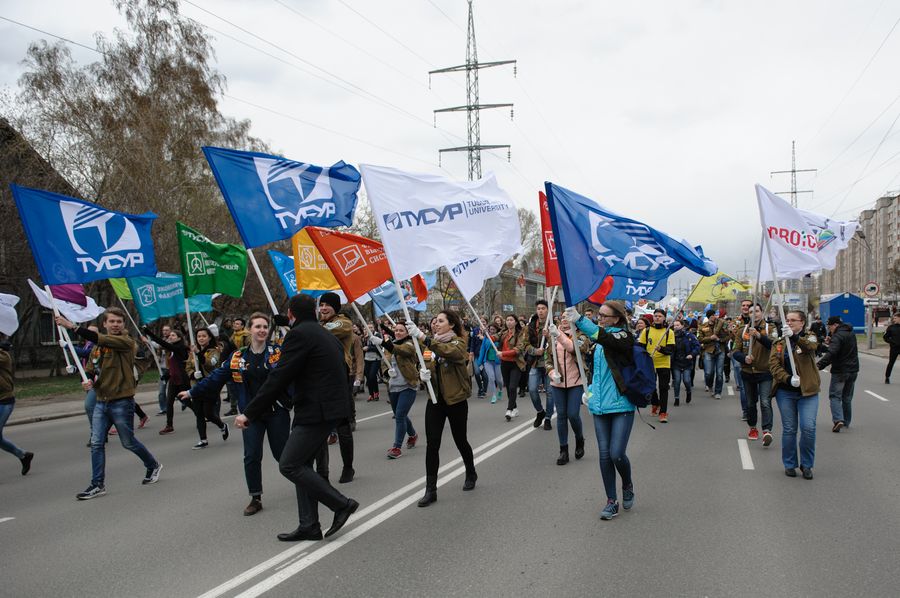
xmin=411 ymin=274 xmax=428 ymax=302
xmin=49 ymin=283 xmax=87 ymax=307
xmin=539 ymin=191 xmax=561 ymax=287
xmin=305 ymin=227 xmax=392 ymax=303
xmin=588 ymin=276 xmax=615 ymax=305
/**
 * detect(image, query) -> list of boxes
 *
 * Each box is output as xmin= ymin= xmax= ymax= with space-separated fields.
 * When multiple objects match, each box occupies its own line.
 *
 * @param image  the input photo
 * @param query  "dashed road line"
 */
xmin=864 ymin=390 xmax=889 ymax=402
xmin=0 ymin=517 xmax=14 ymax=524
xmin=727 ymin=385 xmax=735 ymax=396
xmin=355 ymin=410 xmax=393 ymax=423
xmin=737 ymin=439 xmax=755 ymax=470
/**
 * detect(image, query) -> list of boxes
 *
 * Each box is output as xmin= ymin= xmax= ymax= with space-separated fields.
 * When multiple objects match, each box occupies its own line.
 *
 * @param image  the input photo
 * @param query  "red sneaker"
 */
xmin=108 ymin=428 xmax=118 ymax=436
xmin=327 ymin=433 xmax=338 ymax=445
xmin=658 ymin=412 xmax=668 ymax=423
xmin=650 ymin=405 xmax=660 ymax=417
xmin=748 ymin=427 xmax=759 ymax=441
xmin=406 ymin=433 xmax=418 ymax=449
xmin=139 ymin=415 xmax=149 ymax=429
xmin=159 ymin=426 xmax=174 ymax=435
xmin=387 ymin=447 xmax=402 ymax=459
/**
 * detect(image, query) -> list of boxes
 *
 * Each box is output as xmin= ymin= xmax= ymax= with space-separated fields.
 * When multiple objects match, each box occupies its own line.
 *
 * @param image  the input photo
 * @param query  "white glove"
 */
xmin=58 ymin=338 xmax=68 ymax=348
xmin=564 ymin=307 xmax=581 ymax=325
xmin=369 ymin=335 xmax=383 ymax=346
xmin=781 ymin=325 xmax=793 ymax=338
xmin=387 ymin=367 xmax=397 ymax=378
xmin=548 ymin=324 xmax=560 ymax=339
xmin=406 ymin=322 xmax=425 ymax=340
xmin=790 ymin=375 xmax=801 ymax=388
xmin=65 ymin=364 xmax=76 ymax=374
xmin=419 ymin=367 xmax=432 ymax=382
xmin=582 ymin=391 xmax=590 ymax=406
xmin=193 ymin=370 xmax=203 ymax=380
xmin=549 ymin=371 xmax=562 ymax=384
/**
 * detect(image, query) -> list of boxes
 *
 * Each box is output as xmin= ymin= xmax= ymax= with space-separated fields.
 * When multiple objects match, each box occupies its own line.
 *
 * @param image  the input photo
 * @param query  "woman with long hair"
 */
xmin=407 ymin=311 xmax=476 ymax=507
xmin=546 ymin=317 xmax=590 ymax=465
xmin=498 ymin=315 xmax=527 ymax=421
xmin=475 ymin=324 xmax=503 ymax=404
xmin=363 ymin=323 xmax=383 ymax=402
xmin=141 ymin=325 xmax=190 ymax=435
xmin=381 ymin=321 xmax=420 ymax=459
xmin=185 ymin=327 xmax=228 ymax=449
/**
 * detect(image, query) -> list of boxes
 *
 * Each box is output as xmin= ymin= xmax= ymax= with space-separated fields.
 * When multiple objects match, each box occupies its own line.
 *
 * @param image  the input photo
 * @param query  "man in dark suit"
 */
xmin=235 ymin=294 xmax=359 ymax=541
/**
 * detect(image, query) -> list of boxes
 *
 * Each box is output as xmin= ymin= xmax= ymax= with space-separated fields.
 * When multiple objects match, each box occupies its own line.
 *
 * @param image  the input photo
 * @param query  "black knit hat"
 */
xmin=826 ymin=316 xmax=842 ymax=326
xmin=320 ymin=291 xmax=342 ymax=314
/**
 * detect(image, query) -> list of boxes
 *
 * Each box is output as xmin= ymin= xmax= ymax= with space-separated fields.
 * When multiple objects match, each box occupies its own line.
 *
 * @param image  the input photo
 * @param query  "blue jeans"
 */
xmin=0 ymin=401 xmax=26 ymax=459
xmin=84 ymin=389 xmax=97 ymax=433
xmin=241 ymin=407 xmax=290 ymax=496
xmin=388 ymin=388 xmax=417 ymax=448
xmin=551 ymin=386 xmax=583 ymax=446
xmin=528 ymin=366 xmax=554 ymax=416
xmin=671 ymin=366 xmax=694 ymax=399
xmin=157 ymin=370 xmax=168 ymax=412
xmin=89 ymin=398 xmax=158 ymax=486
xmin=828 ymin=372 xmax=857 ymax=426
xmin=703 ymin=352 xmax=725 ymax=394
xmin=743 ymin=373 xmax=773 ymax=431
xmin=775 ymin=389 xmax=818 ymax=470
xmin=732 ymin=357 xmax=747 ymax=413
xmin=592 ymin=412 xmax=634 ymax=502
xmin=483 ymin=362 xmax=502 ymax=395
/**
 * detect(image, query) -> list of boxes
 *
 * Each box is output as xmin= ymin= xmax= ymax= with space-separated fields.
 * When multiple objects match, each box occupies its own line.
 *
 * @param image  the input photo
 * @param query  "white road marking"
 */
xmin=233 ymin=421 xmax=540 ymax=598
xmin=197 ymin=419 xmax=536 ymax=598
xmin=355 ymin=410 xmax=393 ymax=423
xmin=0 ymin=517 xmax=14 ymax=524
xmin=864 ymin=390 xmax=889 ymax=402
xmin=727 ymin=385 xmax=735 ymax=396
xmin=737 ymin=439 xmax=755 ymax=470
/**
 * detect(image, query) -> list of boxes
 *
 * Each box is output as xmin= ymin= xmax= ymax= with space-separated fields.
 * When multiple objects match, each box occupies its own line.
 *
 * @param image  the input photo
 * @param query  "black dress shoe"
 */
xmin=784 ymin=468 xmax=797 ymax=478
xmin=338 ymin=468 xmax=355 ymax=484
xmin=463 ymin=471 xmax=477 ymax=491
xmin=20 ymin=452 xmax=34 ymax=476
xmin=277 ymin=525 xmax=323 ymax=542
xmin=325 ymin=499 xmax=359 ymax=538
xmin=800 ymin=466 xmax=814 ymax=480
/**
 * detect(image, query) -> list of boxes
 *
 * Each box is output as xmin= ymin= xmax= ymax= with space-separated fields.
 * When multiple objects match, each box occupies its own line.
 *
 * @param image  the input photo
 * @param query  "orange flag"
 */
xmin=305 ymin=227 xmax=392 ymax=302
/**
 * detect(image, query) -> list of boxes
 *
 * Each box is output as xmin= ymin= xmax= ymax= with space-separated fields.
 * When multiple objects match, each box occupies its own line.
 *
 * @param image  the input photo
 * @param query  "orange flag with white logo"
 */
xmin=305 ymin=227 xmax=393 ymax=302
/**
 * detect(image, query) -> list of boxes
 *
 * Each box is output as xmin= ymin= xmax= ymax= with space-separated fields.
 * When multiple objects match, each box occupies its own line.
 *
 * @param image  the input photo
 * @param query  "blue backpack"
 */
xmin=619 ymin=345 xmax=657 ymax=408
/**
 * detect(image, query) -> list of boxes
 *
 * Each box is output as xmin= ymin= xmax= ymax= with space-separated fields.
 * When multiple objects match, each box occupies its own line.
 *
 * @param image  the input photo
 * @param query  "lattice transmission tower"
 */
xmin=429 ymin=0 xmax=516 ymax=180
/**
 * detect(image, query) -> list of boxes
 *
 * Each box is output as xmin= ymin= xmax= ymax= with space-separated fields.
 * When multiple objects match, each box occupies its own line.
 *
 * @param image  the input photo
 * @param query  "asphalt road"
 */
xmin=0 ymin=352 xmax=897 ymax=597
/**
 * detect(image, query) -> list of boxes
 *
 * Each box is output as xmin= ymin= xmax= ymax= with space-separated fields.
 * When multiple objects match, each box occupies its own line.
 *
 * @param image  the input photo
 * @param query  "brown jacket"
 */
xmin=185 ymin=344 xmax=222 ymax=385
xmin=698 ymin=318 xmax=727 ymax=355
xmin=769 ymin=332 xmax=820 ymax=397
xmin=385 ymin=337 xmax=420 ymax=387
xmin=735 ymin=321 xmax=776 ymax=376
xmin=86 ymin=332 xmax=138 ymax=402
xmin=323 ymin=314 xmax=355 ymax=371
xmin=427 ymin=334 xmax=471 ymax=405
xmin=0 ymin=349 xmax=13 ymax=401
xmin=499 ymin=328 xmax=528 ymax=371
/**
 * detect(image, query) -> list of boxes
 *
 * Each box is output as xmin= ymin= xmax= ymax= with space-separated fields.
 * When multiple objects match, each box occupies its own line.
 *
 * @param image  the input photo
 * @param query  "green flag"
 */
xmin=176 ymin=221 xmax=248 ymax=298
xmin=109 ymin=278 xmax=133 ymax=300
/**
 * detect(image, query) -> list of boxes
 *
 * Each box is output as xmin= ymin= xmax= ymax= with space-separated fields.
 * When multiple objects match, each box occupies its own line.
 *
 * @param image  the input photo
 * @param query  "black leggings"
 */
xmin=651 ymin=368 xmax=671 ymax=414
xmin=425 ymin=397 xmax=475 ymax=478
xmin=887 ymin=347 xmax=899 ymax=380
xmin=364 ymin=360 xmax=380 ymax=396
xmin=501 ymin=361 xmax=523 ymax=410
xmin=191 ymin=397 xmax=224 ymax=441
xmin=165 ymin=381 xmax=190 ymax=427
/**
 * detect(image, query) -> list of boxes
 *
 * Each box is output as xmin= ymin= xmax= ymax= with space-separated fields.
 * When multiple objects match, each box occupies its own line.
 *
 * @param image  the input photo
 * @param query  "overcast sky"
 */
xmin=2 ymin=0 xmax=899 ymax=294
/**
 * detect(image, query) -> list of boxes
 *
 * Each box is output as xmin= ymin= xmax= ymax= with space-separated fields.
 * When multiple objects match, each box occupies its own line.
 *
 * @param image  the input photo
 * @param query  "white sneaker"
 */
xmin=714 ymin=394 xmax=721 ymax=400
xmin=505 ymin=410 xmax=512 ymax=421
xmin=511 ymin=408 xmax=519 ymax=418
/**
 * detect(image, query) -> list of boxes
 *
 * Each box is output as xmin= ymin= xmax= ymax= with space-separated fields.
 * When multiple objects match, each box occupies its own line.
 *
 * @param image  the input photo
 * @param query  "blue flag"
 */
xmin=605 ymin=277 xmax=668 ymax=302
xmin=369 ymin=271 xmax=437 ymax=317
xmin=10 ymin=184 xmax=157 ymax=285
xmin=267 ymin=250 xmax=298 ymax=297
xmin=544 ymin=182 xmax=716 ymax=305
xmin=126 ymin=273 xmax=213 ymax=324
xmin=203 ymin=146 xmax=361 ymax=248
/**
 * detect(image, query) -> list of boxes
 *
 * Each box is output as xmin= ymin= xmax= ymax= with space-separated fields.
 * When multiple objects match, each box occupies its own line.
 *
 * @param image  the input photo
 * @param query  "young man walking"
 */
xmin=817 ymin=316 xmax=859 ymax=432
xmin=639 ymin=309 xmax=675 ymax=423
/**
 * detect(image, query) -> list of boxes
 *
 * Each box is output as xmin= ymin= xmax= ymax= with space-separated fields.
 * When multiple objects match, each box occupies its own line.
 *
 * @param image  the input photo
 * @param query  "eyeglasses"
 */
xmin=598 ymin=312 xmax=617 ymax=318
xmin=785 ymin=318 xmax=803 ymax=323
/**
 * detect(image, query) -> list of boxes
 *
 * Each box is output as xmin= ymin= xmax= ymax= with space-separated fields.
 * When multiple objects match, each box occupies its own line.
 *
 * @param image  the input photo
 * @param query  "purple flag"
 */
xmin=49 ymin=284 xmax=87 ymax=307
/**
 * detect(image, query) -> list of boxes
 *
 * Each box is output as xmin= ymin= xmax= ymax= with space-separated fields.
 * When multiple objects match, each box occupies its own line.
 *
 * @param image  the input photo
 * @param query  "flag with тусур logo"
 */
xmin=176 ymin=221 xmax=247 ymax=298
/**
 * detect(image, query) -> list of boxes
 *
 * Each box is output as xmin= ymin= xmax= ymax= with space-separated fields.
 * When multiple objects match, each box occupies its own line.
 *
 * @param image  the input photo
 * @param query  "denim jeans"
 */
xmin=703 ymin=352 xmax=725 ymax=394
xmin=551 ymin=386 xmax=583 ymax=446
xmin=775 ymin=389 xmax=818 ymax=470
xmin=90 ymin=398 xmax=159 ymax=486
xmin=388 ymin=388 xmax=417 ymax=448
xmin=671 ymin=366 xmax=694 ymax=399
xmin=84 ymin=389 xmax=97 ymax=433
xmin=592 ymin=412 xmax=634 ymax=502
xmin=157 ymin=370 xmax=168 ymax=412
xmin=483 ymin=362 xmax=502 ymax=395
xmin=828 ymin=372 xmax=857 ymax=426
xmin=528 ymin=366 xmax=553 ymax=416
xmin=732 ymin=357 xmax=747 ymax=413
xmin=0 ymin=400 xmax=26 ymax=459
xmin=241 ymin=407 xmax=290 ymax=496
xmin=743 ymin=373 xmax=773 ymax=431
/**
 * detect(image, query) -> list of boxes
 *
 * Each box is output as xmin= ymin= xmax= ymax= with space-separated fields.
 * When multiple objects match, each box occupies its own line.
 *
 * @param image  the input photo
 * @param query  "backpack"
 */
xmin=619 ymin=344 xmax=656 ymax=408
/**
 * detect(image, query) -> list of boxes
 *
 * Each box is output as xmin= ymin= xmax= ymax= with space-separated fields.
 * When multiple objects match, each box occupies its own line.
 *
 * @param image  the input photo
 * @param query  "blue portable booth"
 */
xmin=819 ymin=293 xmax=865 ymax=333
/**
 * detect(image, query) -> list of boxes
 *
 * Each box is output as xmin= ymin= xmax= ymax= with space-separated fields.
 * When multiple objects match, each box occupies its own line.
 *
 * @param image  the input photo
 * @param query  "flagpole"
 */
xmin=648 ymin=279 xmax=700 ymax=358
xmin=44 ymin=285 xmax=88 ymax=382
xmin=561 ymin=287 xmax=591 ymax=400
xmin=56 ymin=328 xmax=76 ymax=375
xmin=246 ymin=248 xmax=279 ymax=314
xmin=198 ymin=313 xmax=210 ymax=328
xmin=761 ymin=237 xmax=801 ymax=388
xmin=391 ymin=280 xmax=437 ymax=404
xmin=747 ymin=232 xmax=766 ymax=354
xmin=461 ymin=289 xmax=499 ymax=356
xmin=544 ymin=286 xmax=560 ymax=376
xmin=116 ymin=296 xmax=163 ymax=375
xmin=184 ymin=298 xmax=201 ymax=377
xmin=350 ymin=301 xmax=391 ymax=370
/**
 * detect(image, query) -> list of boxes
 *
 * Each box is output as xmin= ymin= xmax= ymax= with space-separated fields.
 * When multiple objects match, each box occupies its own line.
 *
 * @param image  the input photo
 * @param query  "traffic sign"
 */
xmin=864 ymin=281 xmax=879 ymax=297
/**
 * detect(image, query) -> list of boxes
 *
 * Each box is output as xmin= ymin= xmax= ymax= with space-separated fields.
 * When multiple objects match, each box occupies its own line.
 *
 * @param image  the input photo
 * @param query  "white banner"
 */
xmin=756 ymin=184 xmax=828 ymax=280
xmin=0 ymin=293 xmax=19 ymax=336
xmin=447 ymin=255 xmax=506 ymax=301
xmin=797 ymin=207 xmax=858 ymax=271
xmin=28 ymin=279 xmax=105 ymax=323
xmin=360 ymin=165 xmax=522 ymax=281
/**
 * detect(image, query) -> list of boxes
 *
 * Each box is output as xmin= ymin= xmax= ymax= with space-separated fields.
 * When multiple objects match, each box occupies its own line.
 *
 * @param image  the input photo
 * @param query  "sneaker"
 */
xmin=673 ymin=398 xmax=680 ymax=407
xmin=600 ymin=501 xmax=619 ymax=520
xmin=387 ymin=447 xmax=402 ymax=459
xmin=221 ymin=423 xmax=229 ymax=441
xmin=741 ymin=411 xmax=748 ymax=421
xmin=622 ymin=487 xmax=635 ymax=510
xmin=367 ymin=394 xmax=375 ymax=403
xmin=784 ymin=468 xmax=797 ymax=477
xmin=511 ymin=408 xmax=519 ymax=419
xmin=138 ymin=415 xmax=149 ymax=429
xmin=192 ymin=441 xmax=209 ymax=450
xmin=491 ymin=392 xmax=500 ymax=404
xmin=505 ymin=409 xmax=512 ymax=422
xmin=800 ymin=466 xmax=814 ymax=480
xmin=762 ymin=431 xmax=773 ymax=447
xmin=658 ymin=412 xmax=668 ymax=423
xmin=406 ymin=434 xmax=418 ymax=449
xmin=832 ymin=421 xmax=844 ymax=433
xmin=543 ymin=418 xmax=552 ymax=431
xmin=244 ymin=497 xmax=263 ymax=516
xmin=725 ymin=376 xmax=730 ymax=383
xmin=76 ymin=484 xmax=107 ymax=500
xmin=533 ymin=410 xmax=546 ymax=428
xmin=713 ymin=394 xmax=721 ymax=400
xmin=705 ymin=386 xmax=710 ymax=393
xmin=650 ymin=405 xmax=659 ymax=416
xmin=686 ymin=392 xmax=692 ymax=404
xmin=327 ymin=432 xmax=338 ymax=445
xmin=20 ymin=452 xmax=34 ymax=476
xmin=108 ymin=427 xmax=118 ymax=436
xmin=886 ymin=377 xmax=891 ymax=384
xmin=156 ymin=410 xmax=166 ymax=416
xmin=748 ymin=427 xmax=759 ymax=441
xmin=159 ymin=426 xmax=174 ymax=435
xmin=143 ymin=463 xmax=163 ymax=485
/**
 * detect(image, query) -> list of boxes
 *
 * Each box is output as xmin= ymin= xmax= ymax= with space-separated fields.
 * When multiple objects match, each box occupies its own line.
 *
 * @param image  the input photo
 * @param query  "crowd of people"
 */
xmin=0 ymin=292 xmax=895 ymax=533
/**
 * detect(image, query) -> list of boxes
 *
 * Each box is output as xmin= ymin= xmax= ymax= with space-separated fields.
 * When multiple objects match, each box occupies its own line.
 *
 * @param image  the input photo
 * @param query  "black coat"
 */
xmin=885 ymin=323 xmax=900 ymax=349
xmin=817 ymin=323 xmax=859 ymax=374
xmin=243 ymin=319 xmax=351 ymax=425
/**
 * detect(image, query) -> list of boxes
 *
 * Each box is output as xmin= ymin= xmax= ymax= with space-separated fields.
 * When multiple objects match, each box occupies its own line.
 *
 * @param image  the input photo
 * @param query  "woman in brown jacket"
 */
xmin=382 ymin=321 xmax=420 ymax=459
xmin=498 ymin=315 xmax=527 ymax=421
xmin=406 ymin=310 xmax=476 ymax=507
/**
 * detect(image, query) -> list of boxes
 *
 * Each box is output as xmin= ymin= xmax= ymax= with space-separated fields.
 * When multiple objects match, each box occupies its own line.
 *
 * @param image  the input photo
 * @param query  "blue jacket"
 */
xmin=575 ymin=318 xmax=635 ymax=416
xmin=189 ymin=343 xmax=288 ymax=413
xmin=474 ymin=334 xmax=499 ymax=369
xmin=672 ymin=329 xmax=701 ymax=369
xmin=468 ymin=326 xmax=484 ymax=356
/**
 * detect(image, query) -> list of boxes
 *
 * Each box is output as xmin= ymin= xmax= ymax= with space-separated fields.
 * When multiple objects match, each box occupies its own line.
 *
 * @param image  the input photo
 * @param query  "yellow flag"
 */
xmin=109 ymin=278 xmax=133 ymax=300
xmin=292 ymin=229 xmax=339 ymax=291
xmin=686 ymin=271 xmax=750 ymax=303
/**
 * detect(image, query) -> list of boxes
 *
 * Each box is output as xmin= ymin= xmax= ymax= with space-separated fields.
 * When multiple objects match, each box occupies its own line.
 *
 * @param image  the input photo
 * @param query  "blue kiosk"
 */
xmin=819 ymin=293 xmax=865 ymax=332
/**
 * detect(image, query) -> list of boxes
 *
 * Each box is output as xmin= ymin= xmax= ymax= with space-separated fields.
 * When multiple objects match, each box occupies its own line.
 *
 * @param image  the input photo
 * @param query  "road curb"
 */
xmin=7 ymin=397 xmax=162 ymax=427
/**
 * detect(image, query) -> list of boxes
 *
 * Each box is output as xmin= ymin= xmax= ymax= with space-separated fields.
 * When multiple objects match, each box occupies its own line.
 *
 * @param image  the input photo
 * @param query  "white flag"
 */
xmin=448 ymin=255 xmax=507 ymax=301
xmin=797 ymin=208 xmax=858 ymax=271
xmin=360 ymin=165 xmax=522 ymax=281
xmin=756 ymin=185 xmax=825 ymax=280
xmin=28 ymin=279 xmax=105 ymax=323
xmin=0 ymin=293 xmax=19 ymax=336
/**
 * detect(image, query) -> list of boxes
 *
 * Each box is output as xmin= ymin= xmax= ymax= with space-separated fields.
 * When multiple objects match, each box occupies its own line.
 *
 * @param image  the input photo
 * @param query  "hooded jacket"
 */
xmin=816 ymin=323 xmax=859 ymax=374
xmin=575 ymin=317 xmax=636 ymax=415
xmin=672 ymin=329 xmax=701 ymax=369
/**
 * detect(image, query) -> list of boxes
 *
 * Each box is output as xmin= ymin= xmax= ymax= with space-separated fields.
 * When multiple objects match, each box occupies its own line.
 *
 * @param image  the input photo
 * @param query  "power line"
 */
xmin=0 ymin=15 xmax=104 ymax=55
xmin=336 ymin=0 xmax=438 ymax=68
xmin=817 ymin=88 xmax=900 ymax=174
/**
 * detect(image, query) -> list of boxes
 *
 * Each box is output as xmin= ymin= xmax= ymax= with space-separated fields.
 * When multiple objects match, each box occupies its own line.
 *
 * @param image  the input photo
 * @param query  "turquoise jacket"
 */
xmin=575 ymin=317 xmax=635 ymax=416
